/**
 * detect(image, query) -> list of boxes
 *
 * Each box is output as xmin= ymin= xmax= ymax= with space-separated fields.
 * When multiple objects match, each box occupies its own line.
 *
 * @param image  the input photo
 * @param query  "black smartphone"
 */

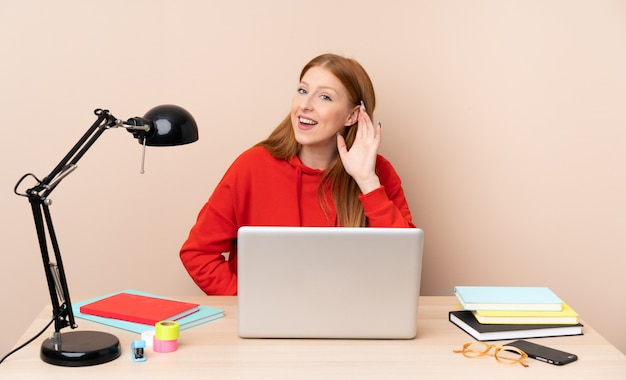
xmin=506 ymin=340 xmax=578 ymax=366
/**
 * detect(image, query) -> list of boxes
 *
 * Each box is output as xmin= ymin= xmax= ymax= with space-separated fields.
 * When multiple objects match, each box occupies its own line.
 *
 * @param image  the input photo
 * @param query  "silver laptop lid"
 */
xmin=237 ymin=226 xmax=424 ymax=339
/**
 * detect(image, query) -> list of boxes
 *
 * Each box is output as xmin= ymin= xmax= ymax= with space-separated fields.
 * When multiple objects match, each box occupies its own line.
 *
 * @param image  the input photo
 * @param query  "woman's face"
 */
xmin=291 ymin=66 xmax=358 ymax=154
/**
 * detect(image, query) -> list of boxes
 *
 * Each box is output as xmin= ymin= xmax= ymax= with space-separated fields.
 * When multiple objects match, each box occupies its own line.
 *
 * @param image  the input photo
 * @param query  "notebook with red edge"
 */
xmin=79 ymin=292 xmax=200 ymax=325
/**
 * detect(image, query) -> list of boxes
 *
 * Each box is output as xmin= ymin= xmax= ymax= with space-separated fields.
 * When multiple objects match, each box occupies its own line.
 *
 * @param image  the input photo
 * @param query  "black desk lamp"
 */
xmin=13 ymin=105 xmax=198 ymax=366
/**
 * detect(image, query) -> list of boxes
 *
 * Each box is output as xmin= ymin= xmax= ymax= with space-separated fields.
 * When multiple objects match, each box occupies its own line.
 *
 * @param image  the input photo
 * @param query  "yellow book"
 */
xmin=473 ymin=303 xmax=579 ymax=325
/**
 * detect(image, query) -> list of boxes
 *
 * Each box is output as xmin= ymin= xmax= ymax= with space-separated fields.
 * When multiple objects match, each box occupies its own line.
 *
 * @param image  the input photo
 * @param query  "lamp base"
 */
xmin=40 ymin=331 xmax=121 ymax=366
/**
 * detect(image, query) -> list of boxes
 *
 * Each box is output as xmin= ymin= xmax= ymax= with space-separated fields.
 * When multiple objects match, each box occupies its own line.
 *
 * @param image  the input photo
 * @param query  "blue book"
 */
xmin=454 ymin=286 xmax=563 ymax=311
xmin=72 ymin=289 xmax=224 ymax=333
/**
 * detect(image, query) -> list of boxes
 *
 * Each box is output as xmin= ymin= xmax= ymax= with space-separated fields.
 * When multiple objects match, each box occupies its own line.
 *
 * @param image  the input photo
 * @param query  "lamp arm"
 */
xmin=35 ymin=109 xmax=117 ymax=199
xmin=28 ymin=198 xmax=75 ymax=333
xmin=21 ymin=109 xmax=122 ymax=335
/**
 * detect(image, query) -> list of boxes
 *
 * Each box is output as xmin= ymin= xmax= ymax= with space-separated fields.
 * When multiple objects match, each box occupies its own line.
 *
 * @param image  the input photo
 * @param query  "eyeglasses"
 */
xmin=453 ymin=342 xmax=529 ymax=367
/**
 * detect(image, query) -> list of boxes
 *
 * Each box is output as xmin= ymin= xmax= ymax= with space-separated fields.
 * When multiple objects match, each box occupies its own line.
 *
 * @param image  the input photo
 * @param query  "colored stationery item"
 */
xmin=74 ymin=290 xmax=224 ymax=333
xmin=80 ymin=291 xmax=200 ymax=325
xmin=472 ymin=303 xmax=580 ymax=325
xmin=449 ymin=310 xmax=583 ymax=341
xmin=454 ymin=286 xmax=563 ymax=311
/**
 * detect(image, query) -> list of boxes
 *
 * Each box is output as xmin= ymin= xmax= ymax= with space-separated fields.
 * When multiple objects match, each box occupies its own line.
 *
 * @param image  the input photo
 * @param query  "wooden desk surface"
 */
xmin=1 ymin=296 xmax=625 ymax=379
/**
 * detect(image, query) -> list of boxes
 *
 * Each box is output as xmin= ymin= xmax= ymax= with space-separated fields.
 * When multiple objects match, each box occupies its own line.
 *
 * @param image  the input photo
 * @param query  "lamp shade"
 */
xmin=142 ymin=104 xmax=199 ymax=146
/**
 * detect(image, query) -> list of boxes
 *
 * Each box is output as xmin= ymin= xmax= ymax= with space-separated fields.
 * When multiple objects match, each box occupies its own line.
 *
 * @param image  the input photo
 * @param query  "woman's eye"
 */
xmin=320 ymin=94 xmax=332 ymax=101
xmin=297 ymin=88 xmax=307 ymax=95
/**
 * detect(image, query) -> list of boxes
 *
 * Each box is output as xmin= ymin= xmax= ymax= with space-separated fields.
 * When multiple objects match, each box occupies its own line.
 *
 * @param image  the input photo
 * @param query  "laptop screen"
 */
xmin=237 ymin=226 xmax=424 ymax=339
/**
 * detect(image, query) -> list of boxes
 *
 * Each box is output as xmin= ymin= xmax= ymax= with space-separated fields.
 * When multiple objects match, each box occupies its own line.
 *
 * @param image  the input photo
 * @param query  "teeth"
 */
xmin=299 ymin=117 xmax=317 ymax=125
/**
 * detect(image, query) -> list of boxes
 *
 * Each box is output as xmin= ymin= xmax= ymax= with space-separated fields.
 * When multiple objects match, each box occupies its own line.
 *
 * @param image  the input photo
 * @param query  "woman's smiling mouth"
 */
xmin=298 ymin=116 xmax=318 ymax=130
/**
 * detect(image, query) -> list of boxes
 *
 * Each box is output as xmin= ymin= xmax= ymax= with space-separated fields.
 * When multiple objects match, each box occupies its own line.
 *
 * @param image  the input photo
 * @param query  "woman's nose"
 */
xmin=299 ymin=96 xmax=313 ymax=111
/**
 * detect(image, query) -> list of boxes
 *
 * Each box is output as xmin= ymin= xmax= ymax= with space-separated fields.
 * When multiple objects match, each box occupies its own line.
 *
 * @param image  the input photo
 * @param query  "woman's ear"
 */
xmin=345 ymin=106 xmax=360 ymax=126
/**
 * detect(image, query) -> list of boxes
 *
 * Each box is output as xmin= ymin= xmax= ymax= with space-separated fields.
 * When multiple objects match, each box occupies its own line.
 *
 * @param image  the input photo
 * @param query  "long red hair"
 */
xmin=256 ymin=54 xmax=376 ymax=227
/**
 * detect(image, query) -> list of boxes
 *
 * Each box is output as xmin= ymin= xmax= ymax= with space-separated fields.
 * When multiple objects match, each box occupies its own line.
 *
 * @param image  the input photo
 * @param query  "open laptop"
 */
xmin=237 ymin=226 xmax=424 ymax=339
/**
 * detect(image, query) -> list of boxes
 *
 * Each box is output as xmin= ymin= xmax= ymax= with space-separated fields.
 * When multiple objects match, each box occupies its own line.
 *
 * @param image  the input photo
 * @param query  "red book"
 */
xmin=79 ymin=292 xmax=200 ymax=325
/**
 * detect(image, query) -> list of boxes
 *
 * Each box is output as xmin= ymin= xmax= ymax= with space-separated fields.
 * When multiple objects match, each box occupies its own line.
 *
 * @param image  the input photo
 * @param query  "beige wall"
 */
xmin=1 ymin=0 xmax=625 ymax=356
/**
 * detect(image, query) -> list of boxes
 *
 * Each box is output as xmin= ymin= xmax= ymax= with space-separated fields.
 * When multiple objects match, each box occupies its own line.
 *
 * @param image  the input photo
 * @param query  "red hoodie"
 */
xmin=180 ymin=146 xmax=415 ymax=295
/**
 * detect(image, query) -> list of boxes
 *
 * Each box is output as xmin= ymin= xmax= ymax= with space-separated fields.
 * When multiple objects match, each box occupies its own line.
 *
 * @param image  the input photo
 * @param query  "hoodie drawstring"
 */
xmin=295 ymin=165 xmax=303 ymax=226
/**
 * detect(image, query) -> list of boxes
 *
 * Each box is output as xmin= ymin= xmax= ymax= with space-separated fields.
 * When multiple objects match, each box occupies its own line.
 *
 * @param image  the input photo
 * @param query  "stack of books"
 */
xmin=74 ymin=289 xmax=224 ymax=333
xmin=449 ymin=286 xmax=583 ymax=341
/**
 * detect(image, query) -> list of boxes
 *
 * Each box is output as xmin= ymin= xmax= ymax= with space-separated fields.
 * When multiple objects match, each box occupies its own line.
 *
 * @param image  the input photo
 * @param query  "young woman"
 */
xmin=180 ymin=53 xmax=415 ymax=295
